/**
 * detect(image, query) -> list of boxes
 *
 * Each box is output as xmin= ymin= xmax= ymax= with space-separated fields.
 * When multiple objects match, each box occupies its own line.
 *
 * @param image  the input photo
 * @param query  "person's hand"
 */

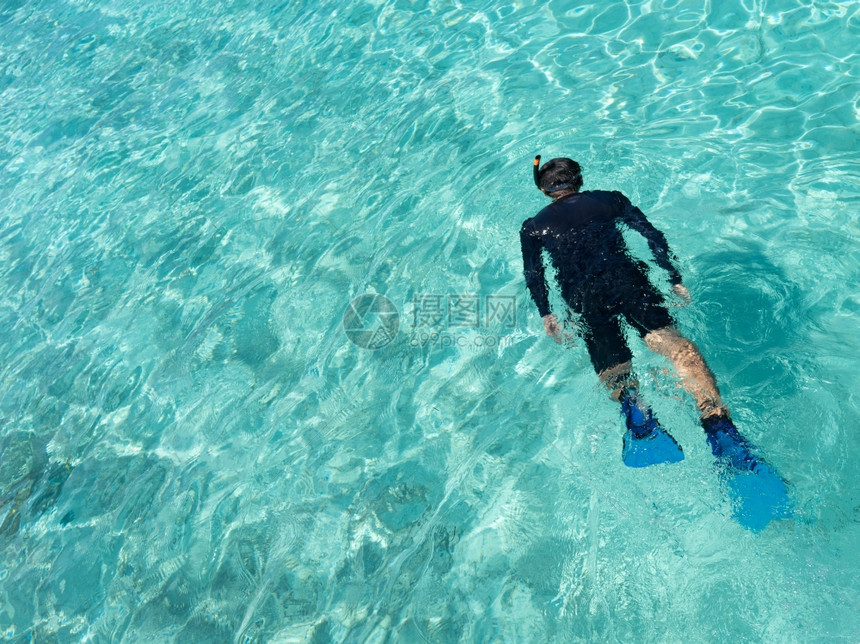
xmin=672 ymin=283 xmax=690 ymax=305
xmin=542 ymin=314 xmax=562 ymax=342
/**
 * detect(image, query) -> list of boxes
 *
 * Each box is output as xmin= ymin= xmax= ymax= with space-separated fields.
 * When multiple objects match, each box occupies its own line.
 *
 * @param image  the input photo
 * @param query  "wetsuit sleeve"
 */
xmin=616 ymin=193 xmax=683 ymax=285
xmin=520 ymin=220 xmax=551 ymax=317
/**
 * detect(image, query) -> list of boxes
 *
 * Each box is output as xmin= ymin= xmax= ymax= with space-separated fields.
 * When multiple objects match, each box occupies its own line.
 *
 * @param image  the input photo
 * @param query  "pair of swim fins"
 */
xmin=620 ymin=393 xmax=792 ymax=531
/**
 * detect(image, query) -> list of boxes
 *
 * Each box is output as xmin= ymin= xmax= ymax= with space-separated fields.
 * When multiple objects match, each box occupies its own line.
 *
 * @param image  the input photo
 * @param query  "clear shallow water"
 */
xmin=1 ymin=0 xmax=859 ymax=640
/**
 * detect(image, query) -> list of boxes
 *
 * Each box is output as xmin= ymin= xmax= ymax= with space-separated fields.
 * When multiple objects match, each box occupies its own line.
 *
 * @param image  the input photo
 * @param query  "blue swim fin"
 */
xmin=620 ymin=393 xmax=684 ymax=468
xmin=703 ymin=415 xmax=793 ymax=531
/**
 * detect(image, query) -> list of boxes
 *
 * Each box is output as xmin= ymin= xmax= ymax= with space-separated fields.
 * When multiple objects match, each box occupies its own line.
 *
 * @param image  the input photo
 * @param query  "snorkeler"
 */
xmin=520 ymin=156 xmax=791 ymax=529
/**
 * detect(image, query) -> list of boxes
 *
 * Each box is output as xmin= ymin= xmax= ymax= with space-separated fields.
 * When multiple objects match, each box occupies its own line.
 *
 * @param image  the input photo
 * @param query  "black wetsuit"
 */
xmin=520 ymin=190 xmax=682 ymax=374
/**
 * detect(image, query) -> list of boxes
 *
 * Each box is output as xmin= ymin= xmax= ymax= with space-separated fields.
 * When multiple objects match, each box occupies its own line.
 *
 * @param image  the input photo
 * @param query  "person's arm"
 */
xmin=616 ymin=192 xmax=683 ymax=286
xmin=519 ymin=220 xmax=552 ymax=318
xmin=520 ymin=222 xmax=562 ymax=340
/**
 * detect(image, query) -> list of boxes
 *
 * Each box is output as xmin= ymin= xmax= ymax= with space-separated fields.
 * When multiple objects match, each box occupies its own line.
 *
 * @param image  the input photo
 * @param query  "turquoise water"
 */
xmin=1 ymin=0 xmax=859 ymax=640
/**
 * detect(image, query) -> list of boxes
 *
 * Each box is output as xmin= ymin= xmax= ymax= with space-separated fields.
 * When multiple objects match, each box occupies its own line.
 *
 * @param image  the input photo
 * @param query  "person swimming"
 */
xmin=519 ymin=156 xmax=791 ymax=528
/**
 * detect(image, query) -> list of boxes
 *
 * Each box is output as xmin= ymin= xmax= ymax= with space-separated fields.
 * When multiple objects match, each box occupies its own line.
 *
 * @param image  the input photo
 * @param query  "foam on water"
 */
xmin=1 ymin=0 xmax=859 ymax=641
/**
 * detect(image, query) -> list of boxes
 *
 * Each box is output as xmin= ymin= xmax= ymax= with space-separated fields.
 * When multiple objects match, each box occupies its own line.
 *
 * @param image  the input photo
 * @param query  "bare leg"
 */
xmin=597 ymin=360 xmax=635 ymax=401
xmin=643 ymin=326 xmax=726 ymax=419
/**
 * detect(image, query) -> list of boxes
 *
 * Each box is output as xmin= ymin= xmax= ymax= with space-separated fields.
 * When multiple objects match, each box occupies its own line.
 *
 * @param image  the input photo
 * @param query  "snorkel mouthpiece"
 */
xmin=533 ymin=155 xmax=541 ymax=189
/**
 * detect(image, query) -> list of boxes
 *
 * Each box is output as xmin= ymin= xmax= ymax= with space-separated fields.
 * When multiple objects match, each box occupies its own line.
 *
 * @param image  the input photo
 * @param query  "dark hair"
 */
xmin=538 ymin=158 xmax=583 ymax=193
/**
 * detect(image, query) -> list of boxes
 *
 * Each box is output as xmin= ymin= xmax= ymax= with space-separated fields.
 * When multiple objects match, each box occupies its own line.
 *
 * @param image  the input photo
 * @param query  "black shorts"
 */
xmin=571 ymin=276 xmax=674 ymax=375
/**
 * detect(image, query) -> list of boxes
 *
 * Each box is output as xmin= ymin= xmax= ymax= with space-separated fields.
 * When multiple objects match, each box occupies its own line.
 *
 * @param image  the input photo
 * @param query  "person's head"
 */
xmin=533 ymin=156 xmax=583 ymax=198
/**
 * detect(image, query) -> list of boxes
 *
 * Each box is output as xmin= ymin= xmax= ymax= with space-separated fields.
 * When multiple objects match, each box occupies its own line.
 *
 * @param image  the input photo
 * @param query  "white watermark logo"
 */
xmin=342 ymin=294 xmax=400 ymax=350
xmin=343 ymin=292 xmax=517 ymax=350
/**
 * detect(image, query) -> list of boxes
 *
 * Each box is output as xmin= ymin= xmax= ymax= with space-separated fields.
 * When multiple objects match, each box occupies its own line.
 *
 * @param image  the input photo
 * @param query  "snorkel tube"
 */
xmin=533 ymin=155 xmax=542 ymax=189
